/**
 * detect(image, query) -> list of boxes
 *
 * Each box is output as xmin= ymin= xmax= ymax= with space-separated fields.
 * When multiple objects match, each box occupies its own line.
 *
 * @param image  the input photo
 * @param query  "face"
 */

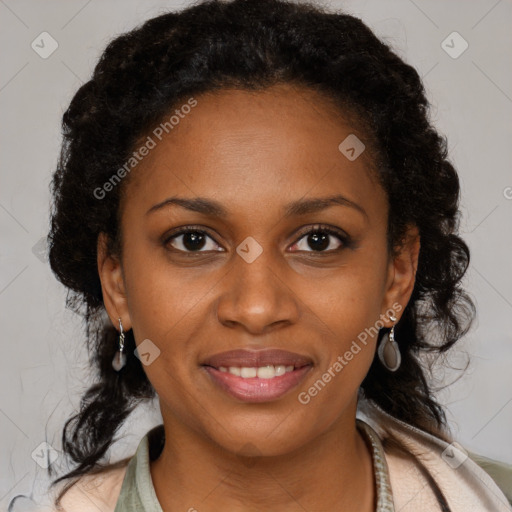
xmin=98 ymin=83 xmax=419 ymax=457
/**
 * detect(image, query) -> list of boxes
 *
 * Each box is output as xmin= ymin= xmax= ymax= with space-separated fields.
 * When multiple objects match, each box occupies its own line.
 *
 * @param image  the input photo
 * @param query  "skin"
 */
xmin=97 ymin=83 xmax=420 ymax=512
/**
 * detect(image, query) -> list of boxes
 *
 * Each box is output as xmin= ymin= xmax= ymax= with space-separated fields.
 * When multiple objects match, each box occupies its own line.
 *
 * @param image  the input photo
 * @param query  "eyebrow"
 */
xmin=145 ymin=194 xmax=368 ymax=219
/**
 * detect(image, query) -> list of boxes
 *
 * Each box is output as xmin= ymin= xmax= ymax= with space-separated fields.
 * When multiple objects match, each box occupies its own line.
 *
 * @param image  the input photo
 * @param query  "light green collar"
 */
xmin=113 ymin=419 xmax=394 ymax=512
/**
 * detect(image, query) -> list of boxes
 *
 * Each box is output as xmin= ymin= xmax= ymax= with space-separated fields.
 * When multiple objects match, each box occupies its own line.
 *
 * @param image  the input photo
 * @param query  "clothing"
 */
xmin=466 ymin=451 xmax=512 ymax=503
xmin=109 ymin=420 xmax=394 ymax=512
xmin=52 ymin=397 xmax=512 ymax=512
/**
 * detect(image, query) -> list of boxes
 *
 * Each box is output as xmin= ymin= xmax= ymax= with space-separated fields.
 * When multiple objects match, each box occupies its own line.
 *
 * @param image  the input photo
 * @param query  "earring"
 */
xmin=378 ymin=314 xmax=401 ymax=372
xmin=112 ymin=317 xmax=127 ymax=371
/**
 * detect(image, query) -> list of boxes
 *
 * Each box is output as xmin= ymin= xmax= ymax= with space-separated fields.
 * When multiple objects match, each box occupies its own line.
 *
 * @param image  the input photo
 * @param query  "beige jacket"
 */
xmin=50 ymin=399 xmax=512 ymax=512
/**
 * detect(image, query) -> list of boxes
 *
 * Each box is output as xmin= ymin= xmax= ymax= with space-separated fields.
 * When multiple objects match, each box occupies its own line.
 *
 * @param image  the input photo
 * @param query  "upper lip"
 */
xmin=202 ymin=349 xmax=313 ymax=369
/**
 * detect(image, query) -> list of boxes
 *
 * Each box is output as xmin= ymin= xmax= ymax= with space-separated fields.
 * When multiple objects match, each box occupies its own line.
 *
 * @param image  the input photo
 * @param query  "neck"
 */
xmin=150 ymin=396 xmax=375 ymax=512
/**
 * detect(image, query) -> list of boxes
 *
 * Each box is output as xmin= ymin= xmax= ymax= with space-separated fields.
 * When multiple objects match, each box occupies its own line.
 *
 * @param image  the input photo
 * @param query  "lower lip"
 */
xmin=202 ymin=365 xmax=312 ymax=403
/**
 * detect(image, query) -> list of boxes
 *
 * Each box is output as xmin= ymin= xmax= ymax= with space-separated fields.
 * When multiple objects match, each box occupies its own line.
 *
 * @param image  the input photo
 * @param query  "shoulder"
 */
xmin=465 ymin=450 xmax=512 ymax=504
xmin=358 ymin=398 xmax=512 ymax=512
xmin=50 ymin=461 xmax=129 ymax=512
xmin=48 ymin=425 xmax=163 ymax=512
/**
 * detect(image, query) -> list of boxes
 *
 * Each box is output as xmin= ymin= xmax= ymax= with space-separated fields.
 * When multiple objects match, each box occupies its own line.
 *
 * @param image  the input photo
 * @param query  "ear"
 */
xmin=381 ymin=224 xmax=420 ymax=325
xmin=97 ymin=232 xmax=132 ymax=331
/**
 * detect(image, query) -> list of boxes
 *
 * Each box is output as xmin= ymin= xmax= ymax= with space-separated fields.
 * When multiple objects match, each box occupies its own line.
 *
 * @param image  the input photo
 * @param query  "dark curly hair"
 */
xmin=47 ymin=0 xmax=474 ymax=501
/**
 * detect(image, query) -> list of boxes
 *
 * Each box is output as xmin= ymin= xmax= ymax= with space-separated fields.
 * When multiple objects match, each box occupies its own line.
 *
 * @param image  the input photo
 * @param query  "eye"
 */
xmin=289 ymin=224 xmax=350 ymax=253
xmin=163 ymin=224 xmax=351 ymax=255
xmin=163 ymin=226 xmax=223 ymax=253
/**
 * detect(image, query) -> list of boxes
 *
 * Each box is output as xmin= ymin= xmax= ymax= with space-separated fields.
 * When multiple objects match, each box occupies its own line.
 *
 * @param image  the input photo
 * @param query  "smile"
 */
xmin=202 ymin=364 xmax=312 ymax=403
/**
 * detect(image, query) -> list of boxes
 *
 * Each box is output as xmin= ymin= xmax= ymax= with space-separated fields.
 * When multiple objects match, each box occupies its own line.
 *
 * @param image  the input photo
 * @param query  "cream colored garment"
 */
xmin=51 ymin=397 xmax=512 ymax=512
xmin=357 ymin=399 xmax=512 ymax=512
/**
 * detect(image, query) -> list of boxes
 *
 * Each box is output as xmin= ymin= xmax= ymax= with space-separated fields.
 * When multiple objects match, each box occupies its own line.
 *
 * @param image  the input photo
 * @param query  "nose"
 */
xmin=215 ymin=247 xmax=300 ymax=335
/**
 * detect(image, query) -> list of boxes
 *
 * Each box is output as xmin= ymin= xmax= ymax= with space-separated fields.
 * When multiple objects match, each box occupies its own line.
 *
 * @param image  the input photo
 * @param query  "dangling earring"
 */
xmin=112 ymin=317 xmax=127 ymax=371
xmin=378 ymin=313 xmax=401 ymax=372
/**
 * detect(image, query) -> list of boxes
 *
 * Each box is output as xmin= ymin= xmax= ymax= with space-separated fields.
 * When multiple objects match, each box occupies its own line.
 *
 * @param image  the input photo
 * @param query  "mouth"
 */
xmin=200 ymin=349 xmax=313 ymax=403
xmin=201 ymin=365 xmax=313 ymax=403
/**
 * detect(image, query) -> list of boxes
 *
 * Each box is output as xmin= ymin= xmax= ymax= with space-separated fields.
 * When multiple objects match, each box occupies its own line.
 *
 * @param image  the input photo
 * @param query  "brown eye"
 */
xmin=290 ymin=225 xmax=350 ymax=253
xmin=164 ymin=228 xmax=223 ymax=253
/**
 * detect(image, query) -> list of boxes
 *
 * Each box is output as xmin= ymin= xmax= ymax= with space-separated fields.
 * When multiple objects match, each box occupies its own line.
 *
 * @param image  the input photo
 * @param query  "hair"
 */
xmin=47 ymin=0 xmax=475 ymax=506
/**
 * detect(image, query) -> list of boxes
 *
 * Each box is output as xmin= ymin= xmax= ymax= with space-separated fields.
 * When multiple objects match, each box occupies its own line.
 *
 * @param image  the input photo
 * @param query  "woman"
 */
xmin=43 ymin=0 xmax=511 ymax=510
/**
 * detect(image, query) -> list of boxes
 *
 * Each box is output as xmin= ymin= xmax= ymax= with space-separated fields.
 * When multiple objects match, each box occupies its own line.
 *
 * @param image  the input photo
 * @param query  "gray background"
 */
xmin=1 ymin=0 xmax=511 ymax=507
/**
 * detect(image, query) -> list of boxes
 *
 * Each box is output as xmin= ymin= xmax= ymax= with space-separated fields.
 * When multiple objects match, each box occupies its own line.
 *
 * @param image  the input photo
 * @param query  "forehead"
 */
xmin=120 ymin=84 xmax=384 ymax=220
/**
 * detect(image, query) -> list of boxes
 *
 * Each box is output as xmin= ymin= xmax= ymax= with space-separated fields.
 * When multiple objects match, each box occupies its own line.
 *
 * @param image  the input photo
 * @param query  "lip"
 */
xmin=202 ymin=364 xmax=312 ymax=403
xmin=201 ymin=348 xmax=313 ymax=369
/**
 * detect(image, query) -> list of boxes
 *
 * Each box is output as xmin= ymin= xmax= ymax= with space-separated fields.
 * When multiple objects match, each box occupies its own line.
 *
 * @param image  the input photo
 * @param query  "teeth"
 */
xmin=241 ymin=367 xmax=257 ymax=378
xmin=218 ymin=365 xmax=295 ymax=378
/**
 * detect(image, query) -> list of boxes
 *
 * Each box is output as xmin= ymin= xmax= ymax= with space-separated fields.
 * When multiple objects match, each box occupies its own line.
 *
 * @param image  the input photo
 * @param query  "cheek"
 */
xmin=122 ymin=251 xmax=219 ymax=387
xmin=294 ymin=273 xmax=383 ymax=428
xmin=122 ymin=238 xmax=215 ymax=335
xmin=300 ymin=254 xmax=388 ymax=340
xmin=295 ymin=249 xmax=388 ymax=387
xmin=310 ymin=281 xmax=380 ymax=382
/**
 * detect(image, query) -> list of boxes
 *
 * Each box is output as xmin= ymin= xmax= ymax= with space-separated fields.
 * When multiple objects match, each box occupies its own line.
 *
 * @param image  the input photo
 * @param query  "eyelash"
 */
xmin=162 ymin=224 xmax=352 ymax=255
